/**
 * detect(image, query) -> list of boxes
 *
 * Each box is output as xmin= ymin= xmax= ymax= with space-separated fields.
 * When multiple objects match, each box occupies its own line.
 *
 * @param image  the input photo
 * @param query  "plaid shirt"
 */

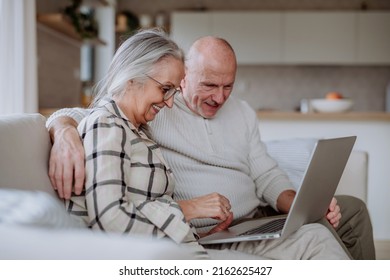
xmin=66 ymin=99 xmax=206 ymax=256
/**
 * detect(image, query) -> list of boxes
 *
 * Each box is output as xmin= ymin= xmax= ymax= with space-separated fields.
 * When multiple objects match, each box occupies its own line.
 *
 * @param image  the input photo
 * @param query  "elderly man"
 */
xmin=47 ymin=36 xmax=374 ymax=259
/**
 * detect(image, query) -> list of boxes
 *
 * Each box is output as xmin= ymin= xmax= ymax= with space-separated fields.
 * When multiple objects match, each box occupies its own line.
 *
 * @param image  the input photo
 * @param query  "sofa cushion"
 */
xmin=0 ymin=224 xmax=193 ymax=260
xmin=0 ymin=113 xmax=55 ymax=196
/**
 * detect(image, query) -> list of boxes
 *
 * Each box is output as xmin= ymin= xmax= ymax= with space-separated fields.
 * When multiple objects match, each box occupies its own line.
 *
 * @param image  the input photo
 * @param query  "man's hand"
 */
xmin=48 ymin=117 xmax=85 ymax=199
xmin=326 ymin=197 xmax=342 ymax=228
xmin=178 ymin=192 xmax=232 ymax=222
xmin=276 ymin=190 xmax=341 ymax=228
xmin=276 ymin=189 xmax=296 ymax=213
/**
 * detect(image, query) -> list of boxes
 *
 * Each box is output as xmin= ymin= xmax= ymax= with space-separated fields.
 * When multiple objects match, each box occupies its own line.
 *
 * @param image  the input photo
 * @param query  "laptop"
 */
xmin=198 ymin=136 xmax=356 ymax=245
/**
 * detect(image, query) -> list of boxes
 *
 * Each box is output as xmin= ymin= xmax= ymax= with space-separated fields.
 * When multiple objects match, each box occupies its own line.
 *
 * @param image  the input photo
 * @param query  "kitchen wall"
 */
xmin=37 ymin=0 xmax=83 ymax=109
xmin=37 ymin=25 xmax=81 ymax=109
xmin=235 ymin=66 xmax=390 ymax=112
xmin=36 ymin=0 xmax=390 ymax=111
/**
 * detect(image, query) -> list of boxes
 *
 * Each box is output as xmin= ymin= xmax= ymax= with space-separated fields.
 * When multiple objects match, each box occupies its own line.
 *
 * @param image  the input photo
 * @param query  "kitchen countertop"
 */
xmin=257 ymin=111 xmax=390 ymax=121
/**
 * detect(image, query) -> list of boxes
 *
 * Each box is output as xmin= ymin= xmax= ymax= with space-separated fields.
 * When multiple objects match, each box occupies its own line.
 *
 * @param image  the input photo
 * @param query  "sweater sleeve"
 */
xmin=240 ymin=101 xmax=295 ymax=211
xmin=45 ymin=107 xmax=91 ymax=128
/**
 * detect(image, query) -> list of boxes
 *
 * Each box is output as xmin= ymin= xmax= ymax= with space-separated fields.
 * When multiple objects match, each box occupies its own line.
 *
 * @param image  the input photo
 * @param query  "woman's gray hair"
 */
xmin=91 ymin=28 xmax=184 ymax=106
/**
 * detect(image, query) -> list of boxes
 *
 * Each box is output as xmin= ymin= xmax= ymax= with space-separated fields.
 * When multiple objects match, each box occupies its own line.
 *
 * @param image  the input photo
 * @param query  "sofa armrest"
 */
xmin=0 ymin=113 xmax=55 ymax=197
xmin=336 ymin=150 xmax=368 ymax=203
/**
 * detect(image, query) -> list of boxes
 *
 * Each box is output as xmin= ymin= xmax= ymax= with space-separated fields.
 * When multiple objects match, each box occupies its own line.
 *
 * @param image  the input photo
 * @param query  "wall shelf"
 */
xmin=37 ymin=13 xmax=106 ymax=46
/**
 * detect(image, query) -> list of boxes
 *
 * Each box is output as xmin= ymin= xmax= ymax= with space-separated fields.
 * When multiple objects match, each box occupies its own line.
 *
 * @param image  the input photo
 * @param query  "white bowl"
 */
xmin=311 ymin=99 xmax=353 ymax=113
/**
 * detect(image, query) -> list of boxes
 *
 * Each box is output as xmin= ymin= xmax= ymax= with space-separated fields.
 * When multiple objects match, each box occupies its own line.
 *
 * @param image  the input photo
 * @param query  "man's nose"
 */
xmin=213 ymin=87 xmax=226 ymax=103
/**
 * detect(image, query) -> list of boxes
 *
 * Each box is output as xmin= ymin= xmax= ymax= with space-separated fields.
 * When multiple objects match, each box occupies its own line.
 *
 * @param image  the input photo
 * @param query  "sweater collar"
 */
xmin=174 ymin=93 xmax=196 ymax=115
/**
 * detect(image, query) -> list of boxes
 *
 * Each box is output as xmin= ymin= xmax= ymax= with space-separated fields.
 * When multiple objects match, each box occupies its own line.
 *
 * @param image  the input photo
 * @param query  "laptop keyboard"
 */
xmin=239 ymin=218 xmax=286 ymax=236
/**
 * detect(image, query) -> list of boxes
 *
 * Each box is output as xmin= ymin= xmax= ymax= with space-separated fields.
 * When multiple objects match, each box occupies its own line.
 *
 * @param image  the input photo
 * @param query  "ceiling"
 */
xmin=36 ymin=0 xmax=390 ymax=15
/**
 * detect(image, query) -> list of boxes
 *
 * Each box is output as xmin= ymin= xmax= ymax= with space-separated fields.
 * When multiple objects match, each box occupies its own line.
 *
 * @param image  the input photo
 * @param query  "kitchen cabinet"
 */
xmin=212 ymin=12 xmax=282 ymax=64
xmin=171 ymin=11 xmax=390 ymax=65
xmin=283 ymin=12 xmax=356 ymax=64
xmin=171 ymin=11 xmax=282 ymax=63
xmin=357 ymin=12 xmax=390 ymax=64
xmin=170 ymin=12 xmax=211 ymax=54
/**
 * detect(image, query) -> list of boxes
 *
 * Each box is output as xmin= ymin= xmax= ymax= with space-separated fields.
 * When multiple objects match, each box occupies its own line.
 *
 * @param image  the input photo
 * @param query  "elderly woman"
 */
xmin=64 ymin=29 xmax=207 ymax=258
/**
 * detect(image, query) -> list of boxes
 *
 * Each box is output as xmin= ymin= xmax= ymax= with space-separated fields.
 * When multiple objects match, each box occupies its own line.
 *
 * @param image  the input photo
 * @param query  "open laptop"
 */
xmin=198 ymin=136 xmax=356 ymax=245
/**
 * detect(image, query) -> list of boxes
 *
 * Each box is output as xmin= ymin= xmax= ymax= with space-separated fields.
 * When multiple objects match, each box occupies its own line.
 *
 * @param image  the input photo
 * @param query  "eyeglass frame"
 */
xmin=144 ymin=74 xmax=182 ymax=101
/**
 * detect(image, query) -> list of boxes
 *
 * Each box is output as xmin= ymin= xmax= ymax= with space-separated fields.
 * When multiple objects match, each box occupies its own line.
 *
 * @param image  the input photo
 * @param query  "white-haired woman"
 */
xmin=64 ymin=29 xmax=207 ymax=258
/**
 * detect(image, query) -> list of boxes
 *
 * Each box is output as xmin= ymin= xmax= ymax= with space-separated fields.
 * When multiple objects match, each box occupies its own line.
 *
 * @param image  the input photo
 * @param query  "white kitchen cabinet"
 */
xmin=171 ymin=11 xmax=283 ymax=63
xmin=170 ymin=11 xmax=390 ymax=65
xmin=212 ymin=12 xmax=282 ymax=64
xmin=283 ymin=12 xmax=357 ymax=64
xmin=357 ymin=12 xmax=390 ymax=64
xmin=170 ymin=12 xmax=211 ymax=54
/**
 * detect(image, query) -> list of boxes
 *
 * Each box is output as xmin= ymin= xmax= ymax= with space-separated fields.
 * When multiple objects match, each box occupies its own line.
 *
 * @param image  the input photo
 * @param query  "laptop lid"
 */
xmin=281 ymin=136 xmax=356 ymax=237
xmin=198 ymin=136 xmax=356 ymax=245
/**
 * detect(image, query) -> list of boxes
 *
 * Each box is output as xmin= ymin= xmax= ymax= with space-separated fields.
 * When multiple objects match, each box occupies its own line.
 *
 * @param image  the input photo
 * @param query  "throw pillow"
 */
xmin=264 ymin=138 xmax=318 ymax=189
xmin=0 ymin=188 xmax=85 ymax=229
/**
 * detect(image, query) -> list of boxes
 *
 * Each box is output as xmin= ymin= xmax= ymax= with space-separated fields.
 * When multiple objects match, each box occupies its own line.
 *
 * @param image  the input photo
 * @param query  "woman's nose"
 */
xmin=164 ymin=95 xmax=175 ymax=108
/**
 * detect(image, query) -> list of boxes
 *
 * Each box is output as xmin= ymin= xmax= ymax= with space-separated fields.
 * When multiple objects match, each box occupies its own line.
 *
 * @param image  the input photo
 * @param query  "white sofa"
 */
xmin=0 ymin=113 xmax=368 ymax=259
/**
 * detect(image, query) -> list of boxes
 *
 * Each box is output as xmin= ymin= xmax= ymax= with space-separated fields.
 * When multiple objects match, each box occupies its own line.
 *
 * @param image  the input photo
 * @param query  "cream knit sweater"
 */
xmin=47 ymin=94 xmax=294 ymax=233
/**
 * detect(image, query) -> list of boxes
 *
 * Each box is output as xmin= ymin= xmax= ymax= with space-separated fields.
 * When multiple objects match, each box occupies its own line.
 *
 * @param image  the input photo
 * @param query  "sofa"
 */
xmin=0 ymin=113 xmax=368 ymax=259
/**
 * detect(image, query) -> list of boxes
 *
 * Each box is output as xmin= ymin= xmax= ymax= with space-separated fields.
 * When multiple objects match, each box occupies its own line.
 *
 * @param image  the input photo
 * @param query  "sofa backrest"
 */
xmin=0 ymin=113 xmax=56 ymax=197
xmin=265 ymin=138 xmax=368 ymax=203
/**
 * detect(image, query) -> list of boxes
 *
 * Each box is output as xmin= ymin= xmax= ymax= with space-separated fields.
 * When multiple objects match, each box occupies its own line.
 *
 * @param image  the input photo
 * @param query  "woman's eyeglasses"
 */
xmin=145 ymin=74 xmax=181 ymax=100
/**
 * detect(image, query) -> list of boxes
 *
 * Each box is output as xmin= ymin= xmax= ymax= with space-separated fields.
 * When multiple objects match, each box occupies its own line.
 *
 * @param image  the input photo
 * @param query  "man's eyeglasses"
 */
xmin=145 ymin=74 xmax=181 ymax=101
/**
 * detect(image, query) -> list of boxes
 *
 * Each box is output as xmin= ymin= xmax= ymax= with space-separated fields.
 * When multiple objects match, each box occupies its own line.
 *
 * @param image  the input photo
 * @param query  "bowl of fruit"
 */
xmin=311 ymin=92 xmax=353 ymax=113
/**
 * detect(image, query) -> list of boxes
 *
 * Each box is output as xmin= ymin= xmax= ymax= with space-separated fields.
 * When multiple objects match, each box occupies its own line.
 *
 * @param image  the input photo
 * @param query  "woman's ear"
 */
xmin=126 ymin=79 xmax=136 ymax=90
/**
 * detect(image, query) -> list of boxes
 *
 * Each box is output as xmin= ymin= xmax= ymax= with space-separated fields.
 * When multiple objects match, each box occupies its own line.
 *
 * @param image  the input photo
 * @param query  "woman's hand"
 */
xmin=178 ymin=192 xmax=232 ymax=222
xmin=198 ymin=212 xmax=234 ymax=238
